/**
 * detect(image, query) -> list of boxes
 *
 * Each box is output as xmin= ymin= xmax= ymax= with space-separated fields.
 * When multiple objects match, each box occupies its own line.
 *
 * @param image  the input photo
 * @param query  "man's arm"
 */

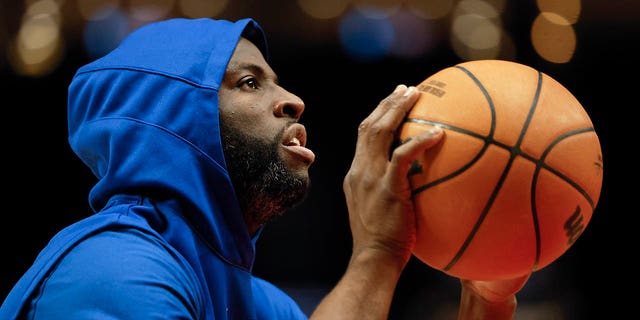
xmin=310 ymin=248 xmax=405 ymax=319
xmin=310 ymin=85 xmax=442 ymax=319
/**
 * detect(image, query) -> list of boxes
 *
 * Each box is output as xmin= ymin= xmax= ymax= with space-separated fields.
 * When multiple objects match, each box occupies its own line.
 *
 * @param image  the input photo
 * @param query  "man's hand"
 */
xmin=310 ymin=84 xmax=444 ymax=319
xmin=462 ymin=274 xmax=530 ymax=304
xmin=458 ymin=274 xmax=531 ymax=320
xmin=344 ymin=84 xmax=444 ymax=266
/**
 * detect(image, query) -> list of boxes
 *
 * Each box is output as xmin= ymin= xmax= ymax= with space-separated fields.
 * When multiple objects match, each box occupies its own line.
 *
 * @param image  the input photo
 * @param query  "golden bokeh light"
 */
xmin=296 ymin=0 xmax=351 ymax=19
xmin=178 ymin=0 xmax=228 ymax=19
xmin=537 ymin=0 xmax=581 ymax=24
xmin=451 ymin=14 xmax=503 ymax=60
xmin=24 ymin=0 xmax=63 ymax=24
xmin=406 ymin=0 xmax=455 ymax=20
xmin=454 ymin=0 xmax=500 ymax=19
xmin=531 ymin=12 xmax=576 ymax=63
xmin=10 ymin=13 xmax=64 ymax=76
xmin=450 ymin=0 xmax=504 ymax=61
xmin=129 ymin=0 xmax=175 ymax=21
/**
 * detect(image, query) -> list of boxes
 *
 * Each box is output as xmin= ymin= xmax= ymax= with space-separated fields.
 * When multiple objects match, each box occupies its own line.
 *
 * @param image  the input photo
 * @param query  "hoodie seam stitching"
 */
xmin=75 ymin=66 xmax=218 ymax=91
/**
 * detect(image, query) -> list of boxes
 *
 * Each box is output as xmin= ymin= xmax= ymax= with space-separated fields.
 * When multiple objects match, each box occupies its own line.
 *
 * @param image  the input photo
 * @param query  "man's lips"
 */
xmin=283 ymin=124 xmax=315 ymax=164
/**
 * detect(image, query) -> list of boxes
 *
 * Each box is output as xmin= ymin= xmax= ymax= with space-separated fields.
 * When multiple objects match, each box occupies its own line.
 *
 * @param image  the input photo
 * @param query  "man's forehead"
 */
xmin=233 ymin=37 xmax=264 ymax=59
xmin=227 ymin=38 xmax=276 ymax=79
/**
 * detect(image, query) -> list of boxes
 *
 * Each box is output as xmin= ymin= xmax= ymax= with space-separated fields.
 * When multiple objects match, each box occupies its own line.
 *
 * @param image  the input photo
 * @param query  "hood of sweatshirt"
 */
xmin=67 ymin=17 xmax=268 ymax=269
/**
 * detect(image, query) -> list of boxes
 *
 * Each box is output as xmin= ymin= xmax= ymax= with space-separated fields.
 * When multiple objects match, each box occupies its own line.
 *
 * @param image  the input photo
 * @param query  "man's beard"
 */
xmin=220 ymin=121 xmax=310 ymax=228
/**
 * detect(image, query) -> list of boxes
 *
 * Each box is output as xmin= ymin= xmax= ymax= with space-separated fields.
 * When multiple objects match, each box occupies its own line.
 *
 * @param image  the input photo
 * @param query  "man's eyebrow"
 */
xmin=226 ymin=62 xmax=279 ymax=84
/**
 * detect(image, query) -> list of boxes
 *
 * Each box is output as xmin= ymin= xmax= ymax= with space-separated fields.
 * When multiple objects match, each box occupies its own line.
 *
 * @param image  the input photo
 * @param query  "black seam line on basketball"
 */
xmin=455 ymin=65 xmax=497 ymax=138
xmin=440 ymin=65 xmax=504 ymax=272
xmin=528 ymin=127 xmax=596 ymax=271
xmin=442 ymin=159 xmax=517 ymax=272
xmin=406 ymin=65 xmax=499 ymax=196
xmin=525 ymin=71 xmax=545 ymax=272
xmin=442 ymin=67 xmax=544 ymax=273
xmin=404 ymin=118 xmax=492 ymax=194
xmin=536 ymin=127 xmax=598 ymax=210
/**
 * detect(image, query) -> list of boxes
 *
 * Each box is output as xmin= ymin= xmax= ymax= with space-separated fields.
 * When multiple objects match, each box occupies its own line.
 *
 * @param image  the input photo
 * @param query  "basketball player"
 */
xmin=0 ymin=18 xmax=529 ymax=319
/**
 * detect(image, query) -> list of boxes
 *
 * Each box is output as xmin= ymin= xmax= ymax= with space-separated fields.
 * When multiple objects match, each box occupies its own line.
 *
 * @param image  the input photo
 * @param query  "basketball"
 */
xmin=399 ymin=59 xmax=603 ymax=281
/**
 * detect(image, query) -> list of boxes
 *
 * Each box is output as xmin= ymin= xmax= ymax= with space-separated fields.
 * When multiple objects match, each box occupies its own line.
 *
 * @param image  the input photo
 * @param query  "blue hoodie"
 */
xmin=0 ymin=18 xmax=308 ymax=319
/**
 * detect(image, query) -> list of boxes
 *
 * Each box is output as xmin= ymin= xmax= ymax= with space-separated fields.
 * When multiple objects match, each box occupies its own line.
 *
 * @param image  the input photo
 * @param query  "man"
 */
xmin=0 ymin=17 xmax=528 ymax=319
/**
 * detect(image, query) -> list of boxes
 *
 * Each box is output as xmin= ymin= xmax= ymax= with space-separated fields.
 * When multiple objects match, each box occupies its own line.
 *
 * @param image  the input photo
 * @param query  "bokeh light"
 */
xmin=178 ymin=0 xmax=229 ymax=19
xmin=450 ymin=0 xmax=505 ymax=61
xmin=24 ymin=0 xmax=63 ymax=24
xmin=354 ymin=0 xmax=400 ymax=18
xmin=83 ymin=8 xmax=129 ymax=59
xmin=537 ymin=0 xmax=581 ymax=24
xmin=129 ymin=0 xmax=175 ymax=21
xmin=355 ymin=0 xmax=400 ymax=11
xmin=387 ymin=9 xmax=437 ymax=59
xmin=531 ymin=0 xmax=580 ymax=64
xmin=0 ymin=0 xmax=594 ymax=74
xmin=338 ymin=6 xmax=394 ymax=62
xmin=8 ymin=0 xmax=65 ymax=76
xmin=297 ymin=0 xmax=351 ymax=20
xmin=406 ymin=0 xmax=455 ymax=20
xmin=77 ymin=0 xmax=120 ymax=21
xmin=531 ymin=12 xmax=576 ymax=64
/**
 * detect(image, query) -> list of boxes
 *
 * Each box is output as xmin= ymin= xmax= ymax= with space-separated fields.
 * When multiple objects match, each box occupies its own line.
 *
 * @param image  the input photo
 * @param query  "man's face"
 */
xmin=218 ymin=37 xmax=315 ymax=234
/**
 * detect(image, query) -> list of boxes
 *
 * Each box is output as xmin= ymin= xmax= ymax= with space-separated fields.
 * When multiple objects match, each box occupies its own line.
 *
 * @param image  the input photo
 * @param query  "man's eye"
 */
xmin=243 ymin=78 xmax=258 ymax=89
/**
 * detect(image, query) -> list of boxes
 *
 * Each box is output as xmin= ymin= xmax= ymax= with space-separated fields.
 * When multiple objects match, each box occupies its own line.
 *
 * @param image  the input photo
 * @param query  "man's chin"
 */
xmin=293 ymin=170 xmax=311 ymax=187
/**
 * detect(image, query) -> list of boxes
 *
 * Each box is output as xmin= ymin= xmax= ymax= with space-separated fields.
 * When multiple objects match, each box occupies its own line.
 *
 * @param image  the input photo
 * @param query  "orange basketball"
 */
xmin=399 ymin=59 xmax=603 ymax=281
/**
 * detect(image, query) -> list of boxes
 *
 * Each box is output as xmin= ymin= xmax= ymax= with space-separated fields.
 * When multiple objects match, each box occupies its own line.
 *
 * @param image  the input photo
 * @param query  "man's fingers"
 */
xmin=355 ymin=86 xmax=421 ymax=164
xmin=387 ymin=127 xmax=444 ymax=192
xmin=358 ymin=84 xmax=408 ymax=130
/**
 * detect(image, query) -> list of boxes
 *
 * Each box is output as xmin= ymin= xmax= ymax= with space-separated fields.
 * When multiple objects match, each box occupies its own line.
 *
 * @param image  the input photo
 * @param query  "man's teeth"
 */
xmin=289 ymin=137 xmax=301 ymax=146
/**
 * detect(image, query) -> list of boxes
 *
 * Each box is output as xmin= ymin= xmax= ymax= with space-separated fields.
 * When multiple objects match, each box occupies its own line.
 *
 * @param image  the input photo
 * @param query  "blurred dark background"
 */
xmin=1 ymin=0 xmax=636 ymax=319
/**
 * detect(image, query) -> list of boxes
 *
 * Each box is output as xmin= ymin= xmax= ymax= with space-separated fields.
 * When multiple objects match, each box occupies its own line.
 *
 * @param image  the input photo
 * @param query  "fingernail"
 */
xmin=403 ymin=86 xmax=416 ymax=97
xmin=429 ymin=126 xmax=442 ymax=134
xmin=394 ymin=84 xmax=407 ymax=93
